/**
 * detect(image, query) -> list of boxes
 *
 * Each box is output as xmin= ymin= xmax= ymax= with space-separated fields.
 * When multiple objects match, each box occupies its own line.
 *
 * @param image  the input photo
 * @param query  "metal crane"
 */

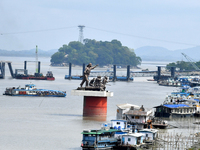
xmin=181 ymin=53 xmax=200 ymax=70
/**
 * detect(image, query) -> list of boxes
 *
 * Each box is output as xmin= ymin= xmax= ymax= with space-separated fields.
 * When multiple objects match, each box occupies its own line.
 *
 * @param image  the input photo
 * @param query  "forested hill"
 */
xmin=50 ymin=39 xmax=142 ymax=67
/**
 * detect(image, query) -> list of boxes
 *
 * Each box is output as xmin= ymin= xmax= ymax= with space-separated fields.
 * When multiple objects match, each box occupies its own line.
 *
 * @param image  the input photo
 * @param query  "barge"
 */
xmin=15 ymin=71 xmax=55 ymax=80
xmin=3 ymin=84 xmax=66 ymax=97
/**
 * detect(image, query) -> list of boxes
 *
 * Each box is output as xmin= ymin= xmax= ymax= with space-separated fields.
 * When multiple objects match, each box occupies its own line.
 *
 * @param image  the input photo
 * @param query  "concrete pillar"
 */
xmin=157 ymin=66 xmax=161 ymax=80
xmin=7 ymin=62 xmax=14 ymax=78
xmin=69 ymin=63 xmax=72 ymax=79
xmin=24 ymin=61 xmax=27 ymax=74
xmin=82 ymin=63 xmax=85 ymax=76
xmin=127 ymin=65 xmax=130 ymax=81
xmin=113 ymin=65 xmax=116 ymax=81
xmin=83 ymin=96 xmax=107 ymax=116
xmin=38 ymin=61 xmax=40 ymax=73
xmin=171 ymin=67 xmax=176 ymax=78
xmin=71 ymin=90 xmax=113 ymax=119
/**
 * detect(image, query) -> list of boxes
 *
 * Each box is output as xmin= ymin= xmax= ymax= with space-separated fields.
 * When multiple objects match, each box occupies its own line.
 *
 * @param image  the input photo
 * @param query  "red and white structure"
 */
xmin=71 ymin=90 xmax=113 ymax=117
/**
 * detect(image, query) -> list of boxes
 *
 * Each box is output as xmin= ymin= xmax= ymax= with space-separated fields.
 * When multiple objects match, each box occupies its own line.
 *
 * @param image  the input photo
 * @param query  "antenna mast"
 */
xmin=78 ymin=25 xmax=85 ymax=43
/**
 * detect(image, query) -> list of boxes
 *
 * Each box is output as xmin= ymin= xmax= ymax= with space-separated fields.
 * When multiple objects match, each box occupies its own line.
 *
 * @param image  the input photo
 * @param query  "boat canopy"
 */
xmin=25 ymin=84 xmax=36 ymax=88
xmin=81 ymin=129 xmax=119 ymax=135
xmin=163 ymin=104 xmax=190 ymax=108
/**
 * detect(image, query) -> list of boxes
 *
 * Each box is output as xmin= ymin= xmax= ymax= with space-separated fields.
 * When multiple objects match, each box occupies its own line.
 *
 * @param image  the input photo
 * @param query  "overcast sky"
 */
xmin=0 ymin=0 xmax=200 ymax=51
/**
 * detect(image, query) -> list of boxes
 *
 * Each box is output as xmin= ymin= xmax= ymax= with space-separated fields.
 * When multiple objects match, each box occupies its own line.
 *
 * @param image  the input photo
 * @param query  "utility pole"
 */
xmin=78 ymin=25 xmax=85 ymax=43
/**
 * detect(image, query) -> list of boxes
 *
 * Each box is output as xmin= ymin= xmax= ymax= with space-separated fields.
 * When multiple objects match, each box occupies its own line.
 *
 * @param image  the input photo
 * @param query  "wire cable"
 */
xmin=0 ymin=26 xmax=77 ymax=35
xmin=87 ymin=26 xmax=200 ymax=47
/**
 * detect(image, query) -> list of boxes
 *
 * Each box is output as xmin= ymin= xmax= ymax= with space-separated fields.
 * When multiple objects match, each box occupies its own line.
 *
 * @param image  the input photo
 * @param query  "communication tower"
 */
xmin=78 ymin=25 xmax=85 ymax=43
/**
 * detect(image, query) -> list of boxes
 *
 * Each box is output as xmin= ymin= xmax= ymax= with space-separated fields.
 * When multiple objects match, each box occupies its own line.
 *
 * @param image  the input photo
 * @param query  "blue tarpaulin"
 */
xmin=164 ymin=104 xmax=189 ymax=108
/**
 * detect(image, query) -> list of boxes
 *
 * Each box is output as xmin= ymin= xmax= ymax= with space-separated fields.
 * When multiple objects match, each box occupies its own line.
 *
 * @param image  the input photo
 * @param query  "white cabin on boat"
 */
xmin=111 ymin=119 xmax=127 ymax=130
xmin=121 ymin=133 xmax=144 ymax=146
xmin=139 ymin=129 xmax=158 ymax=141
xmin=116 ymin=103 xmax=140 ymax=119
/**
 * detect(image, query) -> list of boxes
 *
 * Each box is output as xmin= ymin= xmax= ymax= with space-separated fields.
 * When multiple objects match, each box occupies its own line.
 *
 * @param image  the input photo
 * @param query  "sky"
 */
xmin=0 ymin=0 xmax=200 ymax=51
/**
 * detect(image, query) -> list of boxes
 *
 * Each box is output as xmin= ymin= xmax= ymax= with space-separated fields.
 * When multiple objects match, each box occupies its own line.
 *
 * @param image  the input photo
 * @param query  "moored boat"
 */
xmin=154 ymin=99 xmax=197 ymax=118
xmin=15 ymin=71 xmax=55 ymax=80
xmin=3 ymin=84 xmax=66 ymax=97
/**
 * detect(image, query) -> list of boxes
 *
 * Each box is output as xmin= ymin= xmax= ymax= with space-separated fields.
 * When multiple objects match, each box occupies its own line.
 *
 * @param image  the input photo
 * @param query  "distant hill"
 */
xmin=134 ymin=46 xmax=200 ymax=62
xmin=0 ymin=49 xmax=58 ymax=57
xmin=1 ymin=46 xmax=200 ymax=62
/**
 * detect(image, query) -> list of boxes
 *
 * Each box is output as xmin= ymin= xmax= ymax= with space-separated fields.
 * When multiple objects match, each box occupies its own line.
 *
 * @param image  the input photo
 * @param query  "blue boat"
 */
xmin=81 ymin=128 xmax=119 ymax=149
xmin=81 ymin=120 xmax=127 ymax=150
xmin=65 ymin=75 xmax=83 ymax=80
xmin=3 ymin=84 xmax=66 ymax=97
xmin=109 ymin=76 xmax=134 ymax=81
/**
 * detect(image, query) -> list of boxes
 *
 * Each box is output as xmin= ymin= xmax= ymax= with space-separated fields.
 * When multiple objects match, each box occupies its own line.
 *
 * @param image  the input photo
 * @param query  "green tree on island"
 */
xmin=50 ymin=39 xmax=141 ymax=67
xmin=166 ymin=61 xmax=200 ymax=71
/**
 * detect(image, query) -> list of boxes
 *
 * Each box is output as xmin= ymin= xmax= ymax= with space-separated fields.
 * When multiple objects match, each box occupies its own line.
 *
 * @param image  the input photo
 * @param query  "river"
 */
xmin=0 ymin=57 xmax=199 ymax=150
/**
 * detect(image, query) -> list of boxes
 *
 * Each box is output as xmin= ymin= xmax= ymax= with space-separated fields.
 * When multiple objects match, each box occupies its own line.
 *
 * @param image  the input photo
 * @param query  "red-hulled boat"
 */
xmin=15 ymin=71 xmax=55 ymax=80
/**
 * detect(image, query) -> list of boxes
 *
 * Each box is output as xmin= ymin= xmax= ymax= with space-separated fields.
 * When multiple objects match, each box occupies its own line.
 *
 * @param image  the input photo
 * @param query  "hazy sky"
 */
xmin=0 ymin=0 xmax=200 ymax=51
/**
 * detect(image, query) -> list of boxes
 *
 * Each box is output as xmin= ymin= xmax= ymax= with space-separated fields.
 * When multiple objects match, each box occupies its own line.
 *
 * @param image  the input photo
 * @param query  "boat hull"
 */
xmin=154 ymin=112 xmax=194 ymax=118
xmin=4 ymin=93 xmax=65 ymax=97
xmin=15 ymin=76 xmax=55 ymax=80
xmin=3 ymin=84 xmax=66 ymax=97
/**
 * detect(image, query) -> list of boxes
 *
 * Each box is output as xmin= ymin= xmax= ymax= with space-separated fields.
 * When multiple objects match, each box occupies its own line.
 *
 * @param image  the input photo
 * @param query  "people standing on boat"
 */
xmin=80 ymin=63 xmax=98 ymax=87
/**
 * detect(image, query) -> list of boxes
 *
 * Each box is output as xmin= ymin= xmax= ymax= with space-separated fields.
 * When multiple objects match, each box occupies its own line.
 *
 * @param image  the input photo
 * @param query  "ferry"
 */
xmin=3 ymin=84 xmax=66 ymax=97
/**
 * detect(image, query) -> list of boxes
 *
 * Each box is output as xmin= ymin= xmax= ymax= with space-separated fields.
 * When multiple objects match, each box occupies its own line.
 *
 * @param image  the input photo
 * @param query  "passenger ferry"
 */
xmin=3 ymin=84 xmax=66 ymax=97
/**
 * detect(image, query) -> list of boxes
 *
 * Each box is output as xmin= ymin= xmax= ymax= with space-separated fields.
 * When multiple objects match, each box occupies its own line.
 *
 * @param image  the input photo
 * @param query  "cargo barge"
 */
xmin=3 ymin=84 xmax=66 ymax=97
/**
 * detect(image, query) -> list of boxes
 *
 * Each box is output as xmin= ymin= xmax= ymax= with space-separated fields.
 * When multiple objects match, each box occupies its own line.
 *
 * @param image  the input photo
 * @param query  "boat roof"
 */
xmin=123 ymin=133 xmax=144 ymax=137
xmin=116 ymin=103 xmax=140 ymax=110
xmin=111 ymin=119 xmax=127 ymax=122
xmin=81 ymin=129 xmax=119 ymax=135
xmin=124 ymin=109 xmax=147 ymax=116
xmin=154 ymin=104 xmax=192 ymax=108
xmin=139 ymin=129 xmax=158 ymax=133
xmin=163 ymin=104 xmax=189 ymax=108
xmin=25 ymin=84 xmax=36 ymax=87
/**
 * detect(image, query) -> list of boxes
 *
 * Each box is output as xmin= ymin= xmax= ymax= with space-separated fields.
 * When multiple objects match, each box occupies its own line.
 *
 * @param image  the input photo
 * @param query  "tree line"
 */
xmin=166 ymin=61 xmax=200 ymax=71
xmin=50 ymin=39 xmax=141 ymax=67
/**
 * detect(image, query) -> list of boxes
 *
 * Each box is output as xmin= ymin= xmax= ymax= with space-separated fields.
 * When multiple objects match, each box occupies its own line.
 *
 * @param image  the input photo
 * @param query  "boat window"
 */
xmin=128 ymin=138 xmax=131 ymax=141
xmin=131 ymin=116 xmax=134 ymax=119
xmin=180 ymin=109 xmax=182 ymax=113
xmin=117 ymin=122 xmax=120 ymax=125
xmin=135 ymin=116 xmax=139 ymax=119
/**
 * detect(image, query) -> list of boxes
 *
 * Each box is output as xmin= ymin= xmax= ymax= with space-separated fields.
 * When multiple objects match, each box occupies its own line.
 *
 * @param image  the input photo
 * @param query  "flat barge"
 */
xmin=3 ymin=84 xmax=66 ymax=97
